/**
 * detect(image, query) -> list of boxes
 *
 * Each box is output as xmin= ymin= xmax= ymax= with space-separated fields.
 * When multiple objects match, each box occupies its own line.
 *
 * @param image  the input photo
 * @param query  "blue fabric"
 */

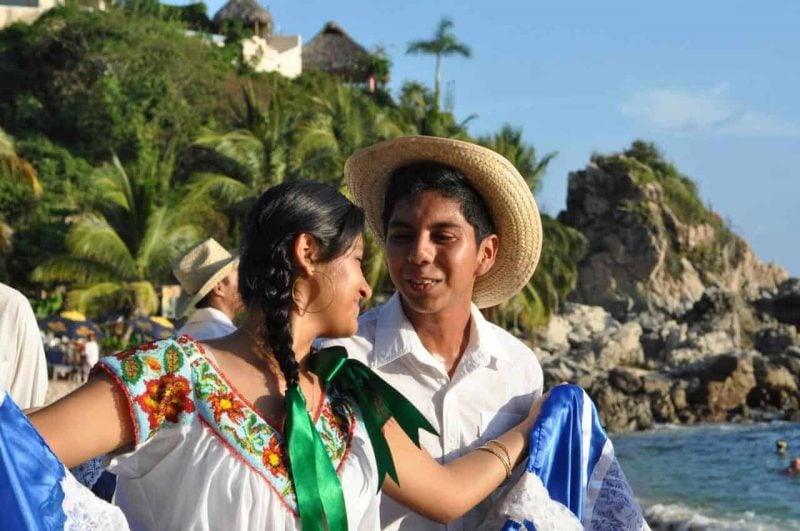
xmin=0 ymin=391 xmax=67 ymax=530
xmin=527 ymin=385 xmax=608 ymax=519
xmin=500 ymin=384 xmax=648 ymax=530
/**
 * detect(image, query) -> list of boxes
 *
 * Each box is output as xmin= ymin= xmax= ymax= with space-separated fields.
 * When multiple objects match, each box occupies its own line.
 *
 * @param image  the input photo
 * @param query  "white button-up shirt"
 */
xmin=322 ymin=293 xmax=543 ymax=531
xmin=177 ymin=307 xmax=236 ymax=341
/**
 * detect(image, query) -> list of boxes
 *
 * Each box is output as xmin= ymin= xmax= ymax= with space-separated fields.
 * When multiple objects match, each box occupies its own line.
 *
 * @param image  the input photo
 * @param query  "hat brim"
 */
xmin=176 ymin=256 xmax=239 ymax=318
xmin=345 ymin=135 xmax=542 ymax=308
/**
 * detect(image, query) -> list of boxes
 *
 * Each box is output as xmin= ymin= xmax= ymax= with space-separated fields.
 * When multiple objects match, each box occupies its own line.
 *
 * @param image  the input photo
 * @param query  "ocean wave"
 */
xmin=645 ymin=502 xmax=800 ymax=531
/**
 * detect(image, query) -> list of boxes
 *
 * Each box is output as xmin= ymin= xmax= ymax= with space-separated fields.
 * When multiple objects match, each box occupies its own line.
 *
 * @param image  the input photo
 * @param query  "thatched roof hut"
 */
xmin=213 ymin=0 xmax=272 ymax=37
xmin=303 ymin=21 xmax=373 ymax=83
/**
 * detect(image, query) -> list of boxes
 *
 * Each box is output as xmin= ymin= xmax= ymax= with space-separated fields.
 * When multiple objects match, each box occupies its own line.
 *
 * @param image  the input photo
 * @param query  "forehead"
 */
xmin=387 ymin=190 xmax=470 ymax=228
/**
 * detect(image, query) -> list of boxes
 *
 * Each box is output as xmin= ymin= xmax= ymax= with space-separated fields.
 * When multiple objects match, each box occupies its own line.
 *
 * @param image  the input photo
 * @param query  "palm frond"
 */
xmin=66 ymin=215 xmax=138 ymax=279
xmin=31 ymin=255 xmax=119 ymax=285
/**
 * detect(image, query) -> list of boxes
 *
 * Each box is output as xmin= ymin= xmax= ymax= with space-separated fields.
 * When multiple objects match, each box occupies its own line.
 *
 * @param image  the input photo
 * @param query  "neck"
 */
xmin=239 ymin=308 xmax=317 ymax=368
xmin=401 ymin=298 xmax=472 ymax=371
xmin=208 ymin=299 xmax=235 ymax=321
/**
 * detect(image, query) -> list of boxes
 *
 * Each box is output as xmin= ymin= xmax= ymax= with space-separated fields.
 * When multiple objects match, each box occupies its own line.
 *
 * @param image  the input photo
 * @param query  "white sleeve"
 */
xmin=0 ymin=287 xmax=48 ymax=408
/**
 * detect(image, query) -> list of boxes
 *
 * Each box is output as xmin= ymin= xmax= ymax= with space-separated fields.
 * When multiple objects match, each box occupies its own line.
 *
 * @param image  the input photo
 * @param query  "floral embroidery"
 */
xmin=163 ymin=345 xmax=184 ymax=373
xmin=261 ymin=438 xmax=288 ymax=477
xmin=120 ymin=356 xmax=143 ymax=384
xmin=208 ymin=390 xmax=246 ymax=424
xmin=97 ymin=336 xmax=355 ymax=515
xmin=134 ymin=373 xmax=195 ymax=430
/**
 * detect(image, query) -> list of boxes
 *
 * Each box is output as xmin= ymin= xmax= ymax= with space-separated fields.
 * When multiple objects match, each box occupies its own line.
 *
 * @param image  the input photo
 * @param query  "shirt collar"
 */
xmin=371 ymin=293 xmax=511 ymax=369
xmin=185 ymin=306 xmax=233 ymax=326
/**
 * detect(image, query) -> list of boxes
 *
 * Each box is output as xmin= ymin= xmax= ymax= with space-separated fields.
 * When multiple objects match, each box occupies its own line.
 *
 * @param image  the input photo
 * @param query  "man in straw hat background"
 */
xmin=324 ymin=135 xmax=544 ymax=530
xmin=173 ymin=238 xmax=243 ymax=341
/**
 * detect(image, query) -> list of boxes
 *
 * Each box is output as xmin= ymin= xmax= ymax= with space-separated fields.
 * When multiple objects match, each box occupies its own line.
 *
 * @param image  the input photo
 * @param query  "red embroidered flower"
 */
xmin=208 ymin=391 xmax=246 ymax=425
xmin=134 ymin=373 xmax=195 ymax=429
xmin=261 ymin=438 xmax=287 ymax=477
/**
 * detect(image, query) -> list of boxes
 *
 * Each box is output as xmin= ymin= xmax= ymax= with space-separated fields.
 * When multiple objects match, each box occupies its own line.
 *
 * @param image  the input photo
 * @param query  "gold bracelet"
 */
xmin=477 ymin=445 xmax=512 ymax=480
xmin=485 ymin=439 xmax=512 ymax=467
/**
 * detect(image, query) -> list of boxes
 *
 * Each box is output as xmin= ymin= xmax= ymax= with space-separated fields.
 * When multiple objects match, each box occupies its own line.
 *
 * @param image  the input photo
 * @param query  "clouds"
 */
xmin=620 ymin=84 xmax=800 ymax=137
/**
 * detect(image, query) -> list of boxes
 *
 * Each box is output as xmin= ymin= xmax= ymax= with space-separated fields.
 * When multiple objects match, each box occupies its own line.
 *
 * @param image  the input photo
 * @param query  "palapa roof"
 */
xmin=303 ymin=21 xmax=373 ymax=82
xmin=213 ymin=0 xmax=272 ymax=35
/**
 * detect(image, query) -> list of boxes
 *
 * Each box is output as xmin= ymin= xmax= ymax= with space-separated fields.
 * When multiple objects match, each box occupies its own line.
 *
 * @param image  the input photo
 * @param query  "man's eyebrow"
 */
xmin=387 ymin=220 xmax=464 ymax=230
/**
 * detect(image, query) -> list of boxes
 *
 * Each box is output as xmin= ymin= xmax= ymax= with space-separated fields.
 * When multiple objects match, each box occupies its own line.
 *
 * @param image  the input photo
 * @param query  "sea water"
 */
xmin=613 ymin=422 xmax=800 ymax=530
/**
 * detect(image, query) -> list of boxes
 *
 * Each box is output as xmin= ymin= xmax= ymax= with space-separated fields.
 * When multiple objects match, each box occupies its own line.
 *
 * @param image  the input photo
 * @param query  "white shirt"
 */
xmin=0 ymin=283 xmax=48 ymax=408
xmin=177 ymin=306 xmax=236 ymax=341
xmin=100 ymin=337 xmax=380 ymax=531
xmin=83 ymin=340 xmax=100 ymax=368
xmin=322 ymin=293 xmax=544 ymax=531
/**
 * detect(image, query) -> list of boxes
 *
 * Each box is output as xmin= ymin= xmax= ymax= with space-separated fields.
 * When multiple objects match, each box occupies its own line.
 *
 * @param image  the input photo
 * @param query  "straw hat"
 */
xmin=345 ymin=135 xmax=542 ymax=308
xmin=173 ymin=238 xmax=239 ymax=318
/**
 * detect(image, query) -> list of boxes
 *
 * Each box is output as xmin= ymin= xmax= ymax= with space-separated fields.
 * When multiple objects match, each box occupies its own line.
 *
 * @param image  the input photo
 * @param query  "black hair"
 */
xmin=381 ymin=162 xmax=495 ymax=243
xmin=238 ymin=180 xmax=365 ymax=389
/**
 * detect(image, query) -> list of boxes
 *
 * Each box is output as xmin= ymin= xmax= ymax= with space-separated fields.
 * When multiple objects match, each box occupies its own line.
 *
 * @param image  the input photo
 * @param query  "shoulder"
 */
xmin=0 ymin=283 xmax=34 ymax=318
xmin=95 ymin=337 xmax=200 ymax=443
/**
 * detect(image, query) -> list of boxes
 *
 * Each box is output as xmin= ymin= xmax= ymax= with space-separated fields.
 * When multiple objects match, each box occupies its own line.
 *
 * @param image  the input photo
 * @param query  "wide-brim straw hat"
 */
xmin=345 ymin=135 xmax=542 ymax=308
xmin=172 ymin=238 xmax=239 ymax=318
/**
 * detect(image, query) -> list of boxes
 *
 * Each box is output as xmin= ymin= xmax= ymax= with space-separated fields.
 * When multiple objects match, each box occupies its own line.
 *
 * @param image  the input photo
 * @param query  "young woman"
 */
xmin=29 ymin=180 xmax=539 ymax=530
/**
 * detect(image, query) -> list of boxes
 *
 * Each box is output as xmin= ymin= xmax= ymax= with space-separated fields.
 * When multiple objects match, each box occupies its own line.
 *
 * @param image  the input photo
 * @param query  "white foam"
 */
xmin=645 ymin=502 xmax=799 ymax=531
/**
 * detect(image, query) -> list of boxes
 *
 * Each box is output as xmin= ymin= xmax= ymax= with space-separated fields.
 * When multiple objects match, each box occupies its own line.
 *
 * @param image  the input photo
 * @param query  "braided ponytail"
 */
xmin=238 ymin=180 xmax=365 ymax=390
xmin=260 ymin=242 xmax=300 ymax=389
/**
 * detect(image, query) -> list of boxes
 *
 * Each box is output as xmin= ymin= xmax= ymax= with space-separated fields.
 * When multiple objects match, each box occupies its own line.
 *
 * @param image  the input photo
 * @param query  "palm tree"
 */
xmin=32 ymin=153 xmax=206 ymax=317
xmin=406 ymin=17 xmax=471 ymax=110
xmin=476 ymin=126 xmax=585 ymax=332
xmin=396 ymin=81 xmax=474 ymax=139
xmin=292 ymin=83 xmax=403 ymax=189
xmin=477 ymin=125 xmax=558 ymax=193
xmin=0 ymin=128 xmax=43 ymax=252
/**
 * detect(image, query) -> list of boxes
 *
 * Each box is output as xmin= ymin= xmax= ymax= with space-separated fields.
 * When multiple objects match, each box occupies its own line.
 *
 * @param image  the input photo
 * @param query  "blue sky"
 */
xmin=200 ymin=0 xmax=800 ymax=276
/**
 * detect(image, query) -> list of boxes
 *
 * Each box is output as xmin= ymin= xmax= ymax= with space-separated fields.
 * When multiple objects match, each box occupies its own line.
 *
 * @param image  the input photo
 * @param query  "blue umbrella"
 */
xmin=39 ymin=311 xmax=103 ymax=340
xmin=129 ymin=316 xmax=175 ymax=341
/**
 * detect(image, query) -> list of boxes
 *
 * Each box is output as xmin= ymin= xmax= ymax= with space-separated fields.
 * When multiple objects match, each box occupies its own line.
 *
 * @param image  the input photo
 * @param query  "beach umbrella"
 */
xmin=39 ymin=311 xmax=103 ymax=340
xmin=129 ymin=316 xmax=175 ymax=341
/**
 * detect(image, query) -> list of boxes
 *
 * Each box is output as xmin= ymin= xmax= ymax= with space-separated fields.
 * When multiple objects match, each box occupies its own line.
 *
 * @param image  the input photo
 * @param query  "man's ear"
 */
xmin=475 ymin=234 xmax=499 ymax=277
xmin=293 ymin=233 xmax=318 ymax=276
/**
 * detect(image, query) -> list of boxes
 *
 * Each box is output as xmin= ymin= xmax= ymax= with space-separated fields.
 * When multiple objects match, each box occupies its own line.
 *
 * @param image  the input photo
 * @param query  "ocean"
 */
xmin=613 ymin=422 xmax=800 ymax=530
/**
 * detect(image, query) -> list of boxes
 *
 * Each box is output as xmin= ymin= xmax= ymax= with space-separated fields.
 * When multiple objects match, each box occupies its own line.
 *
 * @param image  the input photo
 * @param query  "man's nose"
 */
xmin=408 ymin=235 xmax=433 ymax=264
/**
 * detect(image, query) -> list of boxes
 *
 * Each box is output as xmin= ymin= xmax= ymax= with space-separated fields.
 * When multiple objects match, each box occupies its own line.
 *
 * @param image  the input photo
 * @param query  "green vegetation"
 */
xmin=406 ymin=17 xmax=471 ymax=110
xmin=596 ymin=141 xmax=746 ymax=280
xmin=0 ymin=4 xmax=583 ymax=337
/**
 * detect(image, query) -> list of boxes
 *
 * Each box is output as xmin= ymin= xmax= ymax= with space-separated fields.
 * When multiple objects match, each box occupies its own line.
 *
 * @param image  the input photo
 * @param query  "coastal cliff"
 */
xmin=539 ymin=142 xmax=798 ymax=432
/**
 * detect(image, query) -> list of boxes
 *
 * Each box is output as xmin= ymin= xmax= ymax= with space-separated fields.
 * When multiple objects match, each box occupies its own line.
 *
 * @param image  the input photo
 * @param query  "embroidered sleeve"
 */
xmin=94 ymin=339 xmax=196 ymax=444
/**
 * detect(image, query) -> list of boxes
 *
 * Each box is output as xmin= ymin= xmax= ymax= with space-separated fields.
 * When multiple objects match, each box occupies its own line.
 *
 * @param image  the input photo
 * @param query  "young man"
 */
xmin=327 ymin=136 xmax=545 ymax=530
xmin=173 ymin=238 xmax=243 ymax=341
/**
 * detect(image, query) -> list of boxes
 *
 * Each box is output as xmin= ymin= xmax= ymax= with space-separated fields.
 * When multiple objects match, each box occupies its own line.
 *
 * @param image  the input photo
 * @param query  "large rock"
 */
xmin=590 ymin=385 xmax=654 ymax=433
xmin=749 ymin=357 xmax=799 ymax=411
xmin=677 ymin=353 xmax=757 ymax=421
xmin=561 ymin=152 xmax=787 ymax=318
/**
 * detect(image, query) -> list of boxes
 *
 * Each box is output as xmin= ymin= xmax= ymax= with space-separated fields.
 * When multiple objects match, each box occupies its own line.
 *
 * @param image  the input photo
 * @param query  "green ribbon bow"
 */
xmin=309 ymin=346 xmax=438 ymax=488
xmin=285 ymin=346 xmax=436 ymax=531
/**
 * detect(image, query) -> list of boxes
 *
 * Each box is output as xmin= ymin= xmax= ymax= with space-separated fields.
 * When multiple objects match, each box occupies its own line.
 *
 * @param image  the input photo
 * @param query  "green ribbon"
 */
xmin=285 ymin=386 xmax=347 ymax=531
xmin=308 ymin=346 xmax=438 ymax=490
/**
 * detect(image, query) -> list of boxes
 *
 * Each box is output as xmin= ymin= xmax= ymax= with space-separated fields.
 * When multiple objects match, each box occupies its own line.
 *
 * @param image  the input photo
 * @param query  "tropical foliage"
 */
xmin=406 ymin=17 xmax=472 ymax=110
xmin=1 ymin=5 xmax=587 ymax=336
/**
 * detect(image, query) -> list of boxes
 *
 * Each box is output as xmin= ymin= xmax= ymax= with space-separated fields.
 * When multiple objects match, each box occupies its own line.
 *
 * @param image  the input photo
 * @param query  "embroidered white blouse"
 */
xmin=96 ymin=336 xmax=380 ymax=531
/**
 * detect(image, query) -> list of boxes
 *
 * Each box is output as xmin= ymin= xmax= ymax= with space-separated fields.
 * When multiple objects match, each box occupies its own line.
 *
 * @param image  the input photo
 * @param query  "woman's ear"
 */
xmin=293 ymin=233 xmax=318 ymax=276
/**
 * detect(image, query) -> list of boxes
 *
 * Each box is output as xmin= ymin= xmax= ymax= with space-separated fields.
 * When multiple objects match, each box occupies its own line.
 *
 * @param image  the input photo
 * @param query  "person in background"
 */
xmin=83 ymin=332 xmax=100 ymax=379
xmin=0 ymin=282 xmax=47 ymax=408
xmin=325 ymin=136 xmax=545 ymax=530
xmin=173 ymin=238 xmax=244 ymax=340
xmin=776 ymin=439 xmax=788 ymax=455
xmin=783 ymin=457 xmax=800 ymax=475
